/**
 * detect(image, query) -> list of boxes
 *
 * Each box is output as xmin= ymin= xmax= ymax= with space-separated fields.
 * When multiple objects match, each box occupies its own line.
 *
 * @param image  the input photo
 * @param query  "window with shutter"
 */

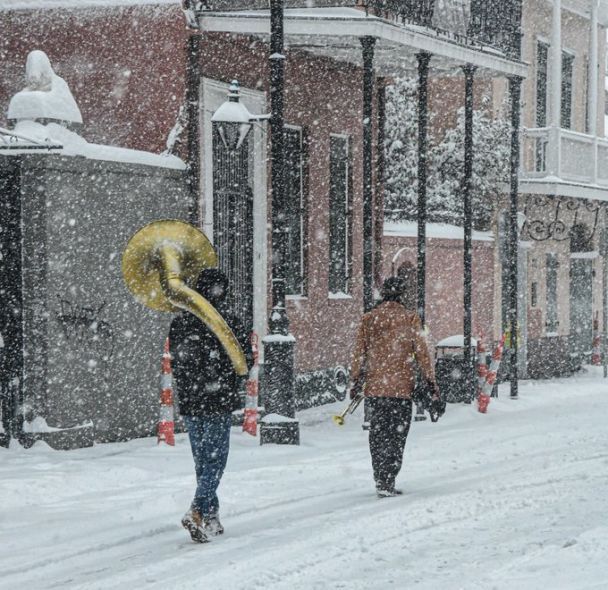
xmin=329 ymin=135 xmax=353 ymax=295
xmin=284 ymin=126 xmax=308 ymax=296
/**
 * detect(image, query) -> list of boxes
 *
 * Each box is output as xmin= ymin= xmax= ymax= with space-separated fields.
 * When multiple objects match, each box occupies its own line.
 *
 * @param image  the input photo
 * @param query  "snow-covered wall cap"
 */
xmin=7 ymin=51 xmax=83 ymax=126
xmin=8 ymin=120 xmax=185 ymax=170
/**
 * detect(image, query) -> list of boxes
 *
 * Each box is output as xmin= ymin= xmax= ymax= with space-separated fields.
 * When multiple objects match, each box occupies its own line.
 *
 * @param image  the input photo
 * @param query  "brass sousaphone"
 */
xmin=121 ymin=219 xmax=248 ymax=377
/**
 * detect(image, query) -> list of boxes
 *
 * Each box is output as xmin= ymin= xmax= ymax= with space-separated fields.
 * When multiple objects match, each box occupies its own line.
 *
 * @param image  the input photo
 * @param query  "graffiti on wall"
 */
xmin=56 ymin=298 xmax=115 ymax=362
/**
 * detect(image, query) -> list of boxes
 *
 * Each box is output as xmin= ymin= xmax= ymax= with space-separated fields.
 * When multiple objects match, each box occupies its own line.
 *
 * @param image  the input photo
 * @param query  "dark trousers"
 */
xmin=368 ymin=397 xmax=413 ymax=490
xmin=183 ymin=414 xmax=232 ymax=518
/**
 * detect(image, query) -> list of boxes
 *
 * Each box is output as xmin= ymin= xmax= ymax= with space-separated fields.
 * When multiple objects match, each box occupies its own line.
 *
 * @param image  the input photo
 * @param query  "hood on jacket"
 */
xmin=382 ymin=277 xmax=406 ymax=303
xmin=195 ymin=268 xmax=229 ymax=307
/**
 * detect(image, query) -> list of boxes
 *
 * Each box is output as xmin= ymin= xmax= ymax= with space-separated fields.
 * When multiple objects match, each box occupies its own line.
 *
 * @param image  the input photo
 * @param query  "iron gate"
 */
xmin=212 ymin=126 xmax=254 ymax=334
xmin=570 ymin=258 xmax=593 ymax=361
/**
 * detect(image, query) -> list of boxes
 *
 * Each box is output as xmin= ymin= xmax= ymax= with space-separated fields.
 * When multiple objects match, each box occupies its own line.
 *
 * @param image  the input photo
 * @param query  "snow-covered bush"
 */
xmin=384 ymin=77 xmax=510 ymax=230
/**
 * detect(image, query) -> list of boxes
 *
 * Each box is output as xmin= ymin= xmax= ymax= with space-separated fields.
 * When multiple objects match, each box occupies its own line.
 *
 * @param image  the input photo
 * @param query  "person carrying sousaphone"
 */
xmin=350 ymin=275 xmax=441 ymax=498
xmin=170 ymin=268 xmax=252 ymax=543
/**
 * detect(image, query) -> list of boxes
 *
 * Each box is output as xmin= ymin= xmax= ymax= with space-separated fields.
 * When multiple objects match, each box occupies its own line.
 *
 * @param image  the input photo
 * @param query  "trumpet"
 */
xmin=332 ymin=393 xmax=364 ymax=426
xmin=121 ymin=219 xmax=248 ymax=377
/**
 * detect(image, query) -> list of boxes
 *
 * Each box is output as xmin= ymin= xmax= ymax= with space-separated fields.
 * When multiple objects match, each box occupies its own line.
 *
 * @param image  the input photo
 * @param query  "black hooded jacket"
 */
xmin=168 ymin=269 xmax=252 ymax=417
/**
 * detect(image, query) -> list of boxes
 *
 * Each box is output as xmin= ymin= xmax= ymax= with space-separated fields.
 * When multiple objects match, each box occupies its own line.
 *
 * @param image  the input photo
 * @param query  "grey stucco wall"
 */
xmin=16 ymin=154 xmax=190 ymax=442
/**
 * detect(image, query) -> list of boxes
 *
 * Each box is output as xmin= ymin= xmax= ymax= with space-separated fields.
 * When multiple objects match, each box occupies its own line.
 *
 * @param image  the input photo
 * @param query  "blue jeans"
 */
xmin=183 ymin=414 xmax=232 ymax=518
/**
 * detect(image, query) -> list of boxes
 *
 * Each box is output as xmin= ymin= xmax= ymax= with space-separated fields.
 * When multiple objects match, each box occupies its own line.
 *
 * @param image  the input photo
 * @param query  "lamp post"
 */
xmin=508 ymin=75 xmax=523 ymax=400
xmin=462 ymin=64 xmax=476 ymax=403
xmin=261 ymin=0 xmax=299 ymax=445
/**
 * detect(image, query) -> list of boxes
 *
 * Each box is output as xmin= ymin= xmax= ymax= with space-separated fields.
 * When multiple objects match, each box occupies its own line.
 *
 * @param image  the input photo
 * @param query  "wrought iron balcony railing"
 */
xmin=196 ymin=1 xmax=522 ymax=60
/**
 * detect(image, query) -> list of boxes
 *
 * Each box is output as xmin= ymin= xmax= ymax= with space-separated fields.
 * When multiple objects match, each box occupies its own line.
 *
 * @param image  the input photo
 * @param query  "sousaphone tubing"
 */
xmin=122 ymin=219 xmax=248 ymax=376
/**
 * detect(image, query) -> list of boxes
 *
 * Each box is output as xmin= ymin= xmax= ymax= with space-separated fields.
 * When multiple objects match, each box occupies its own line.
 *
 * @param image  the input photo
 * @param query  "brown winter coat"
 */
xmin=351 ymin=301 xmax=436 ymax=399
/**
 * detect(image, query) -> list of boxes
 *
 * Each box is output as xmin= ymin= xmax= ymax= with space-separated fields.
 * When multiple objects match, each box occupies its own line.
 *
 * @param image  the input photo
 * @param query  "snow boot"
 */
xmin=203 ymin=514 xmax=224 ymax=536
xmin=181 ymin=509 xmax=209 ymax=544
xmin=376 ymin=488 xmax=403 ymax=499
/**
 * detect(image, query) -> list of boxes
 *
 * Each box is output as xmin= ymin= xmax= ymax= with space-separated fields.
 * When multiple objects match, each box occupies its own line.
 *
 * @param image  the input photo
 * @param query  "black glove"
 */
xmin=237 ymin=375 xmax=248 ymax=394
xmin=349 ymin=379 xmax=363 ymax=400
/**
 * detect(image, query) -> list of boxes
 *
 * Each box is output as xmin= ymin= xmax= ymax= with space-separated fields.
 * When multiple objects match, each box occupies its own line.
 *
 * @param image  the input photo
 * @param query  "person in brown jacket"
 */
xmin=350 ymin=276 xmax=438 ymax=497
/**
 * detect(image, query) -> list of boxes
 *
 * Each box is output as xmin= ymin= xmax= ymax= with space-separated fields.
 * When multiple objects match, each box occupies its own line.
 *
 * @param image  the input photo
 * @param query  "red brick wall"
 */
xmin=383 ymin=235 xmax=495 ymax=350
xmin=199 ymin=35 xmax=371 ymax=372
xmin=0 ymin=6 xmax=188 ymax=153
xmin=1 ymin=7 xmax=374 ymax=374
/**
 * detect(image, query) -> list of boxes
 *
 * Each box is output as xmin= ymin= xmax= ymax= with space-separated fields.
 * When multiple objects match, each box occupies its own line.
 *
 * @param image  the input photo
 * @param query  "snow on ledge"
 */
xmin=22 ymin=416 xmax=93 ymax=433
xmin=328 ymin=292 xmax=352 ymax=300
xmin=384 ymin=220 xmax=494 ymax=242
xmin=260 ymin=413 xmax=298 ymax=424
xmin=5 ymin=121 xmax=185 ymax=170
xmin=262 ymin=333 xmax=296 ymax=344
xmin=570 ymin=251 xmax=599 ymax=259
xmin=436 ymin=335 xmax=478 ymax=348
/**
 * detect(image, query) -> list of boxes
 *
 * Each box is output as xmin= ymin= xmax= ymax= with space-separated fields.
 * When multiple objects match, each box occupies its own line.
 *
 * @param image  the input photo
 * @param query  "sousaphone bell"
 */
xmin=121 ymin=219 xmax=248 ymax=376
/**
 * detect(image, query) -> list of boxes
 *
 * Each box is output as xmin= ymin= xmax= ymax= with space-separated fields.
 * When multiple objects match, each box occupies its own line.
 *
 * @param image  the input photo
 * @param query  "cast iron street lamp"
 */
xmin=211 ymin=81 xmax=269 ymax=151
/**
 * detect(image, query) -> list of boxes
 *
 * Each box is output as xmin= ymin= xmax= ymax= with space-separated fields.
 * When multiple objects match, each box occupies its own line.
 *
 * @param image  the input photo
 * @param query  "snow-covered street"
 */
xmin=2 ymin=370 xmax=608 ymax=590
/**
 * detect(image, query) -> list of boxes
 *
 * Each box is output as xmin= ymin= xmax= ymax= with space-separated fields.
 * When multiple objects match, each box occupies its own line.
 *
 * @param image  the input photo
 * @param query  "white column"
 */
xmin=549 ymin=0 xmax=562 ymax=176
xmin=588 ymin=0 xmax=599 ymax=136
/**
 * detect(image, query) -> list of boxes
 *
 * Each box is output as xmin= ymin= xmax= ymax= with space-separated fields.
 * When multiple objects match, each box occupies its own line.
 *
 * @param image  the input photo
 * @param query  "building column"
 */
xmin=508 ymin=76 xmax=523 ymax=400
xmin=186 ymin=32 xmax=201 ymax=226
xmin=261 ymin=0 xmax=299 ymax=445
xmin=416 ymin=52 xmax=432 ymax=326
xmin=462 ymin=64 xmax=477 ymax=402
xmin=589 ymin=0 xmax=599 ymax=183
xmin=361 ymin=36 xmax=376 ymax=313
xmin=588 ymin=0 xmax=599 ymax=136
xmin=415 ymin=52 xmax=432 ymax=422
xmin=549 ymin=0 xmax=562 ymax=176
xmin=375 ymin=78 xmax=387 ymax=291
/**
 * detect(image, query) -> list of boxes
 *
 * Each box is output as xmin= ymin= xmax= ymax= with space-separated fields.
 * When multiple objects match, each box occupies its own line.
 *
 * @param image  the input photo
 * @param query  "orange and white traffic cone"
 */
xmin=478 ymin=334 xmax=505 ymax=414
xmin=243 ymin=332 xmax=259 ymax=436
xmin=158 ymin=337 xmax=175 ymax=446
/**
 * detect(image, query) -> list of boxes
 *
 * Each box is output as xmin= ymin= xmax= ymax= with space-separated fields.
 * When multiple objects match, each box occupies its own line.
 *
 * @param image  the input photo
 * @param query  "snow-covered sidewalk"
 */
xmin=2 ymin=370 xmax=608 ymax=590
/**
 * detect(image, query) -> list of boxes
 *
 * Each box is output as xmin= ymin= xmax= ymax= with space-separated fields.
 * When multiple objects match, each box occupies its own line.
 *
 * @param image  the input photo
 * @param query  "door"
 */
xmin=212 ymin=125 xmax=254 ymax=334
xmin=569 ymin=257 xmax=593 ymax=360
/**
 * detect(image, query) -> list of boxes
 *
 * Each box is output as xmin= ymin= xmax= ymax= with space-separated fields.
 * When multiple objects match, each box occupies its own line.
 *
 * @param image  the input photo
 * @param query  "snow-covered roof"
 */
xmin=2 ymin=121 xmax=185 ymax=170
xmin=0 ymin=0 xmax=179 ymax=10
xmin=384 ymin=221 xmax=494 ymax=242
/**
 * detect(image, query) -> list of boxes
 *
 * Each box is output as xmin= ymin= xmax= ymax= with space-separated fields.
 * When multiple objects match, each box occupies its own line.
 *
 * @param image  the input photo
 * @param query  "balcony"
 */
xmin=521 ymin=127 xmax=608 ymax=199
xmin=196 ymin=0 xmax=526 ymax=77
xmin=200 ymin=1 xmax=522 ymax=59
